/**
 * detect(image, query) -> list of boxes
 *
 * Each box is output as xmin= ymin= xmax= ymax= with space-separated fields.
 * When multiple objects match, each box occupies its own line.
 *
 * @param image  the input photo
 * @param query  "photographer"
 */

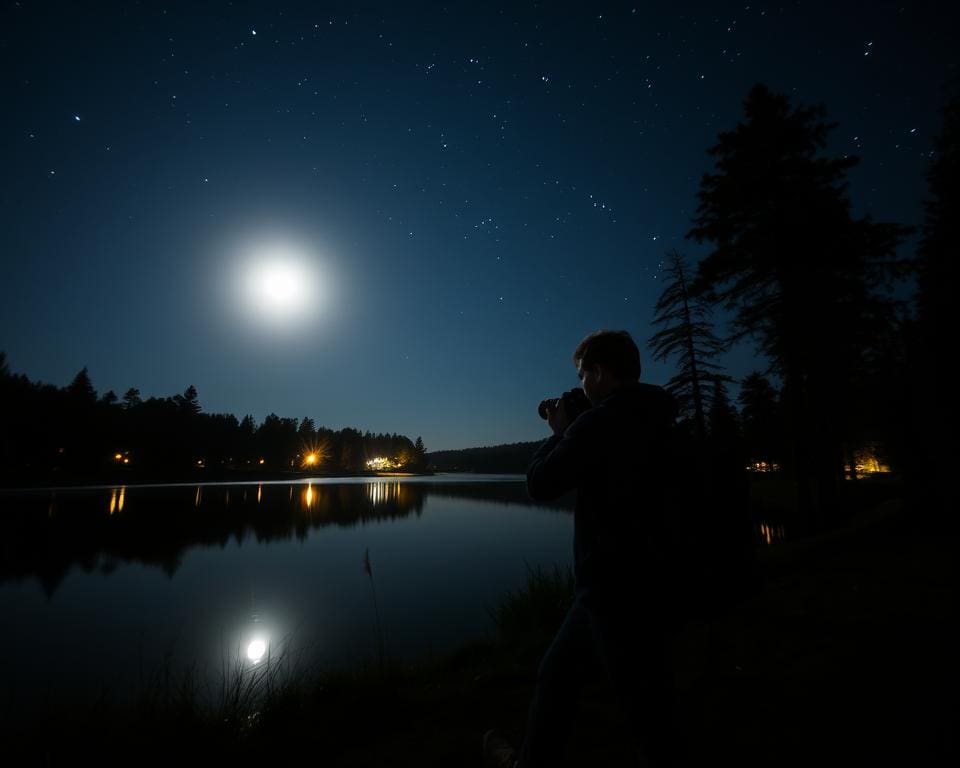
xmin=484 ymin=329 xmax=679 ymax=768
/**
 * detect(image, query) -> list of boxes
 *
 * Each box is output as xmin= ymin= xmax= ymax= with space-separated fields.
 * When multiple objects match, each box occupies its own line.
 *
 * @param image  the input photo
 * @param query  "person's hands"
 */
xmin=547 ymin=398 xmax=570 ymax=436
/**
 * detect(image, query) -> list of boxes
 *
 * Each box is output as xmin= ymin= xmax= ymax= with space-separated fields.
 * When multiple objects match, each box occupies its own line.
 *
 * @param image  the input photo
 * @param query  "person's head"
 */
xmin=573 ymin=330 xmax=641 ymax=404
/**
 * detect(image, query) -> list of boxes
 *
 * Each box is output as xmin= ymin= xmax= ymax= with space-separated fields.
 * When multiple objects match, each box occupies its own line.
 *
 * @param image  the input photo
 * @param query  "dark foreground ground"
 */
xmin=329 ymin=498 xmax=953 ymax=768
xmin=6 ymin=494 xmax=955 ymax=767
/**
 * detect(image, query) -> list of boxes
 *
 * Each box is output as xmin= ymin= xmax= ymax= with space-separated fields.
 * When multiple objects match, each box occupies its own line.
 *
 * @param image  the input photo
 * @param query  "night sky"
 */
xmin=2 ymin=1 xmax=957 ymax=451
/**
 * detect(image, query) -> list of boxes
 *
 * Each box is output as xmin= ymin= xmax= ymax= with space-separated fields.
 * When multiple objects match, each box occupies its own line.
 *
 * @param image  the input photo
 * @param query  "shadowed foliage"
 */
xmin=648 ymin=249 xmax=730 ymax=440
xmin=688 ymin=83 xmax=911 ymax=533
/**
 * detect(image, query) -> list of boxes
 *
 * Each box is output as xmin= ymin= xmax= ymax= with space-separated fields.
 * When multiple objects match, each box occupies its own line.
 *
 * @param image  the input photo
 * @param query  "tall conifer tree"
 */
xmin=688 ymin=84 xmax=909 ymax=531
xmin=648 ymin=250 xmax=729 ymax=440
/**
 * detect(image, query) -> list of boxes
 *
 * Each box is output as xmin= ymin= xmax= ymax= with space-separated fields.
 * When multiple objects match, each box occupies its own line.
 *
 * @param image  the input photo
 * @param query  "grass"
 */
xmin=486 ymin=561 xmax=575 ymax=643
xmin=3 ymin=491 xmax=955 ymax=766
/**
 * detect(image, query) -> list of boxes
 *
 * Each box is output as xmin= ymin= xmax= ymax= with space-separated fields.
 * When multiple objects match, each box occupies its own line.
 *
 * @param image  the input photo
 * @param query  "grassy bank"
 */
xmin=4 ymin=493 xmax=954 ymax=766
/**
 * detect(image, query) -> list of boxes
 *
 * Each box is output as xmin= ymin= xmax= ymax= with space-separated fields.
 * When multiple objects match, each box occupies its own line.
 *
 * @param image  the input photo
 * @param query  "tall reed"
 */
xmin=363 ymin=547 xmax=386 ymax=675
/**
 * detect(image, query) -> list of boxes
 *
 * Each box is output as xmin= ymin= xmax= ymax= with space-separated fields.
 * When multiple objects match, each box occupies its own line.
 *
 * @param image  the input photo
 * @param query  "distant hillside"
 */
xmin=426 ymin=440 xmax=544 ymax=474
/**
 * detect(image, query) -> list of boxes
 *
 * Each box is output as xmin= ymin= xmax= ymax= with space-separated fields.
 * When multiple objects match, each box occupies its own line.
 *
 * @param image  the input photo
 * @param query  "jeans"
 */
xmin=517 ymin=587 xmax=676 ymax=767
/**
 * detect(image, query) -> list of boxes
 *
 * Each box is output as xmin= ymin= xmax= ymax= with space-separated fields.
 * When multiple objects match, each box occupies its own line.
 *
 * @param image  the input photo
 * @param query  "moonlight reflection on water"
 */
xmin=0 ymin=477 xmax=574 ymax=707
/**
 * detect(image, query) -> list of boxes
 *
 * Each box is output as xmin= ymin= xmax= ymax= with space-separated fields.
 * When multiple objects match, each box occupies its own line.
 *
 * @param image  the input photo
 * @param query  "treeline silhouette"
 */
xmin=640 ymin=82 xmax=956 ymax=539
xmin=0 ymin=360 xmax=428 ymax=487
xmin=426 ymin=441 xmax=542 ymax=474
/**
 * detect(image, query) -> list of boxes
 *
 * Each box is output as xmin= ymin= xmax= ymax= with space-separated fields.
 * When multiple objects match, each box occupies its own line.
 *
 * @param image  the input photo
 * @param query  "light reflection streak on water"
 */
xmin=109 ymin=487 xmax=126 ymax=514
xmin=758 ymin=522 xmax=786 ymax=545
xmin=367 ymin=481 xmax=404 ymax=507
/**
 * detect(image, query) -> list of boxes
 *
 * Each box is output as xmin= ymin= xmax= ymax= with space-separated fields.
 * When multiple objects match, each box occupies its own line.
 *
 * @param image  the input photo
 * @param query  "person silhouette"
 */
xmin=484 ymin=329 xmax=680 ymax=768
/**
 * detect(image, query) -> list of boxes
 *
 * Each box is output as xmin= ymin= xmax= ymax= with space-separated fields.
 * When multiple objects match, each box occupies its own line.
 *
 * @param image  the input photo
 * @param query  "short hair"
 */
xmin=573 ymin=329 xmax=641 ymax=381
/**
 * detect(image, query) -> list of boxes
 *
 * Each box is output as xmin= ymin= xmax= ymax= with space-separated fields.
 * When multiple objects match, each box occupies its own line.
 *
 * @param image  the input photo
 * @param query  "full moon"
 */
xmin=245 ymin=258 xmax=311 ymax=315
xmin=237 ymin=242 xmax=322 ymax=329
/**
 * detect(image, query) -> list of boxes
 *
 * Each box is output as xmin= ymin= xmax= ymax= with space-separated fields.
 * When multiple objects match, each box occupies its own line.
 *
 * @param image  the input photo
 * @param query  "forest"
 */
xmin=635 ymin=83 xmax=953 ymax=536
xmin=0 ymin=358 xmax=428 ymax=485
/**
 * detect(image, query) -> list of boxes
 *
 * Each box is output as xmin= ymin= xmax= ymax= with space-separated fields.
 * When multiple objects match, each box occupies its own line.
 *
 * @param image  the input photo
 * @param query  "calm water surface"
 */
xmin=0 ymin=474 xmax=573 ymax=709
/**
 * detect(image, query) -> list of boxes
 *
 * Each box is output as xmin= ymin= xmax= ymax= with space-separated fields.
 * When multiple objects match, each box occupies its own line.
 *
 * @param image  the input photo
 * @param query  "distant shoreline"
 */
xmin=0 ymin=468 xmax=443 ymax=492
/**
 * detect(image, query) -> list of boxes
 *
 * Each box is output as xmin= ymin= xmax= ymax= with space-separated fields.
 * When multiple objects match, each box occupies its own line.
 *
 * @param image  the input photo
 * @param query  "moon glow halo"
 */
xmin=232 ymin=241 xmax=325 ymax=333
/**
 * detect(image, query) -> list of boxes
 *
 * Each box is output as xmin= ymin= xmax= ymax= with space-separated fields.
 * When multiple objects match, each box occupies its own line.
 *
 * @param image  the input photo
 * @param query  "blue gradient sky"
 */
xmin=2 ymin=1 xmax=956 ymax=450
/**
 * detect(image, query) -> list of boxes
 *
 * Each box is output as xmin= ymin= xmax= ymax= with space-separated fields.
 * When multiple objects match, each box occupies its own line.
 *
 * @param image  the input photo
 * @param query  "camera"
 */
xmin=538 ymin=387 xmax=592 ymax=422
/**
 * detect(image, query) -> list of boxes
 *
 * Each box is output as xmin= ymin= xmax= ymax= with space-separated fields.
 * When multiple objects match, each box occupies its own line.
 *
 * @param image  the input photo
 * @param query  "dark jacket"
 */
xmin=526 ymin=381 xmax=677 ymax=596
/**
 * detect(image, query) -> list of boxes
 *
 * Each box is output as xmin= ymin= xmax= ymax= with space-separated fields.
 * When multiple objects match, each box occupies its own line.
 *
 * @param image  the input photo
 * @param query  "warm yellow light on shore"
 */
xmin=366 ymin=456 xmax=398 ymax=471
xmin=746 ymin=459 xmax=780 ymax=473
xmin=845 ymin=443 xmax=891 ymax=477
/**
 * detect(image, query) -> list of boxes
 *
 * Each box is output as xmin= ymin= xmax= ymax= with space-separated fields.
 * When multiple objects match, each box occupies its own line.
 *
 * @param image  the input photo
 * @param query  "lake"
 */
xmin=0 ymin=475 xmax=575 ymax=711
